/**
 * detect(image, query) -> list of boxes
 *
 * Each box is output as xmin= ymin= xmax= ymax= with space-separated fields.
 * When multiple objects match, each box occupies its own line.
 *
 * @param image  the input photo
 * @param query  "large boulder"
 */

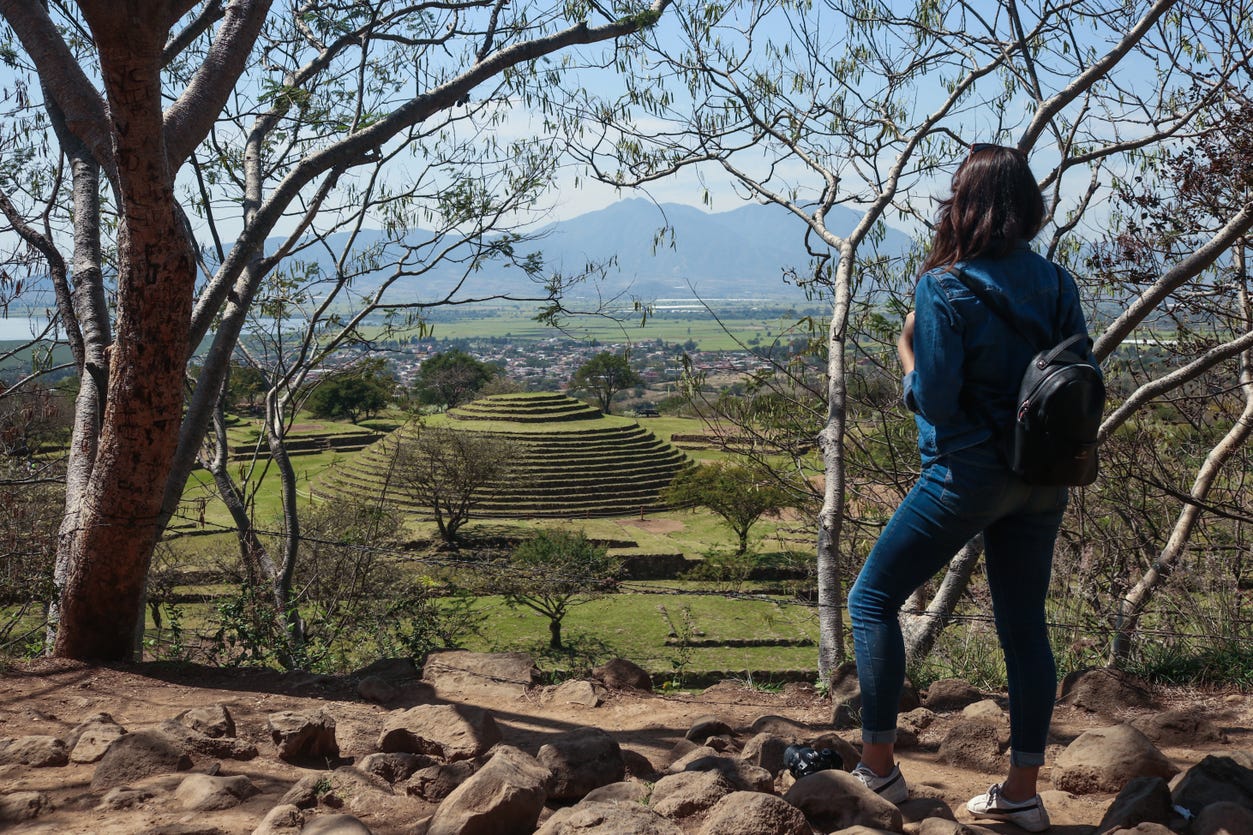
xmin=922 ymin=679 xmax=984 ymax=712
xmin=280 ymin=767 xmax=392 ymax=810
xmin=0 ymin=735 xmax=68 ymax=767
xmin=697 ymin=791 xmax=811 ymax=835
xmin=591 ymin=658 xmax=653 ymax=691
xmin=423 ymin=650 xmax=540 ymax=698
xmin=666 ymin=749 xmax=772 ymax=792
xmin=650 ymin=770 xmax=733 ymax=818
xmin=159 ymin=717 xmax=259 ymax=761
xmin=1096 ymin=776 xmax=1173 ymax=833
xmin=1057 ymin=669 xmax=1153 ymax=715
xmin=302 ymin=815 xmax=374 ymax=834
xmin=424 ymin=745 xmax=549 ymax=835
xmin=0 ymin=791 xmax=51 ymax=824
xmin=783 ymin=769 xmax=904 ymax=832
xmin=91 ymin=730 xmax=193 ymax=791
xmin=1052 ymin=725 xmax=1177 ymax=795
xmin=828 ymin=661 xmax=919 ymax=729
xmin=1129 ymin=709 xmax=1226 ymax=746
xmin=174 ymin=773 xmax=259 ymax=811
xmin=739 ymin=732 xmax=790 ymax=777
xmin=357 ymin=752 xmax=439 ymax=784
xmin=1170 ymin=753 xmax=1253 ymax=818
xmin=66 ymin=714 xmax=127 ymax=764
xmin=938 ymin=719 xmax=1007 ymax=773
xmin=535 ymin=800 xmax=683 ymax=834
xmin=686 ymin=715 xmax=736 ymax=743
xmin=536 ymin=727 xmax=624 ymax=801
xmin=405 ymin=761 xmax=480 ymax=802
xmin=378 ymin=704 xmax=501 ymax=762
xmin=176 ymin=704 xmax=236 ymax=738
xmin=1192 ymin=801 xmax=1253 ymax=835
xmin=267 ymin=710 xmax=339 ymax=763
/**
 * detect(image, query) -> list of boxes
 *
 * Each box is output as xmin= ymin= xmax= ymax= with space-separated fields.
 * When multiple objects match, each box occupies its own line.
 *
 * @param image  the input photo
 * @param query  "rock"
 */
xmin=1129 ymin=709 xmax=1226 ymax=746
xmin=537 ymin=727 xmax=624 ymax=801
xmin=1057 ymin=669 xmax=1153 ymax=715
xmin=899 ymin=707 xmax=936 ymax=733
xmin=1096 ymin=776 xmax=1172 ymax=833
xmin=174 ymin=773 xmax=260 ymax=811
xmin=301 ymin=815 xmax=374 ymax=834
xmin=1170 ymin=754 xmax=1253 ymax=817
xmin=546 ymin=679 xmax=604 ymax=707
xmin=650 ymin=769 xmax=733 ymax=818
xmin=98 ymin=787 xmax=155 ymax=810
xmin=67 ymin=714 xmax=127 ymax=763
xmin=357 ymin=675 xmax=400 ymax=704
xmin=666 ymin=749 xmax=773 ymax=792
xmin=1104 ymin=824 xmax=1175 ymax=834
xmin=280 ymin=768 xmax=392 ymax=810
xmin=535 ymin=800 xmax=682 ymax=834
xmin=938 ymin=719 xmax=1007 ymax=772
xmin=158 ymin=718 xmax=259 ymax=761
xmin=1192 ymin=801 xmax=1253 ymax=835
xmin=0 ymin=735 xmax=68 ymax=768
xmin=251 ymin=803 xmax=304 ymax=835
xmin=898 ymin=796 xmax=956 ymax=826
xmin=176 ymin=705 xmax=236 ymax=739
xmin=961 ymin=700 xmax=1006 ymax=723
xmin=267 ymin=710 xmax=339 ymax=763
xmin=703 ymin=735 xmax=738 ymax=753
xmin=622 ymin=747 xmax=658 ymax=780
xmin=405 ymin=761 xmax=480 ymax=802
xmin=423 ymin=650 xmax=540 ymax=698
xmin=740 ymin=732 xmax=790 ymax=776
xmin=378 ymin=704 xmax=501 ymax=761
xmin=357 ymin=752 xmax=439 ymax=784
xmin=748 ymin=715 xmax=808 ymax=737
xmin=0 ymin=791 xmax=51 ymax=823
xmin=353 ymin=657 xmax=420 ymax=681
xmin=424 ymin=744 xmax=550 ymax=835
xmin=1053 ymin=725 xmax=1177 ymax=795
xmin=783 ymin=769 xmax=904 ymax=832
xmin=686 ymin=715 xmax=735 ymax=742
xmin=582 ymin=781 xmax=650 ymax=804
xmin=591 ymin=658 xmax=653 ymax=690
xmin=697 ymin=791 xmax=811 ymax=834
xmin=91 ymin=730 xmax=194 ymax=791
xmin=922 ymin=679 xmax=984 ymax=712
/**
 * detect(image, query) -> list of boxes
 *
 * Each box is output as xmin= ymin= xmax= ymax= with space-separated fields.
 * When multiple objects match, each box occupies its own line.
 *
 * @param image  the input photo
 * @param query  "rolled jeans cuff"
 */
xmin=862 ymin=728 xmax=898 ymax=745
xmin=1011 ymin=749 xmax=1045 ymax=768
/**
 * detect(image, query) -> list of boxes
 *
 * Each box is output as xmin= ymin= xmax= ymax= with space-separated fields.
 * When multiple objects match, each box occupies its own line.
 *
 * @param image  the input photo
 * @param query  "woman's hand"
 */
xmin=897 ymin=311 xmax=916 ymax=374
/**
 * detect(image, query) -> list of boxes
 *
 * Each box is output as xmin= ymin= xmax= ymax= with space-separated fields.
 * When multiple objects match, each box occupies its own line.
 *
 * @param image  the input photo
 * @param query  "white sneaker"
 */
xmin=966 ymin=783 xmax=1051 ymax=832
xmin=850 ymin=762 xmax=909 ymax=804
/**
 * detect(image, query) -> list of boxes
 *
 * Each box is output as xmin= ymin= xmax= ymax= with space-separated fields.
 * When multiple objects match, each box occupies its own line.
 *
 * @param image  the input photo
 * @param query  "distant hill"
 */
xmin=263 ymin=198 xmax=914 ymax=304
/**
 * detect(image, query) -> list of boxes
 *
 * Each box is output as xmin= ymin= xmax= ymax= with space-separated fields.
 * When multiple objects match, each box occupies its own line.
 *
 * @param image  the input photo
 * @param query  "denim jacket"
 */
xmin=902 ymin=241 xmax=1097 ymax=464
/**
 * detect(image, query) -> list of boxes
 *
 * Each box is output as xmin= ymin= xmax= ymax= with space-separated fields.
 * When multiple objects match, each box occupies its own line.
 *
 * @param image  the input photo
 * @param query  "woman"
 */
xmin=847 ymin=144 xmax=1095 ymax=832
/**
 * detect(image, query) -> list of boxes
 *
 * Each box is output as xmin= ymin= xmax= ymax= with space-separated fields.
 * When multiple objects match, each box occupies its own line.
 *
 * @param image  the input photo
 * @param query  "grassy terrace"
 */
xmin=314 ymin=393 xmax=695 ymax=518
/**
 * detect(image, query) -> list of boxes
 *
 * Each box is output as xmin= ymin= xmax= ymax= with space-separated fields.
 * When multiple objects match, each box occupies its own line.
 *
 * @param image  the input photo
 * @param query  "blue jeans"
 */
xmin=848 ymin=441 xmax=1067 ymax=767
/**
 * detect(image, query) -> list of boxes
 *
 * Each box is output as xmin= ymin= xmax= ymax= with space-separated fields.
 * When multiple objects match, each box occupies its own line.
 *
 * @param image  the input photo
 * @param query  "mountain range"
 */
xmin=273 ymin=198 xmax=915 ymax=304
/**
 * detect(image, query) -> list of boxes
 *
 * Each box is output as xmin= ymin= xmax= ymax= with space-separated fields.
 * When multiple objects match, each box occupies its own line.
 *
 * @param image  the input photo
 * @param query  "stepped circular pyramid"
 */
xmin=313 ymin=392 xmax=693 ymax=518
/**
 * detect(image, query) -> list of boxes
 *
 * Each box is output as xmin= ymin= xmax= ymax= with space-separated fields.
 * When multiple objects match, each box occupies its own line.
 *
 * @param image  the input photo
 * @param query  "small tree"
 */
xmin=306 ymin=360 xmax=395 ymax=423
xmin=504 ymin=530 xmax=620 ymax=650
xmin=662 ymin=462 xmax=791 ymax=556
xmin=413 ymin=350 xmax=498 ymax=408
xmin=394 ymin=425 xmax=513 ymax=545
xmin=569 ymin=351 xmax=642 ymax=415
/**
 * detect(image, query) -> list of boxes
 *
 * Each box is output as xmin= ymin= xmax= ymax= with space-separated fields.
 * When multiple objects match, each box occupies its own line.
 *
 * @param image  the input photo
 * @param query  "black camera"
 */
xmin=783 ymin=744 xmax=842 ymax=779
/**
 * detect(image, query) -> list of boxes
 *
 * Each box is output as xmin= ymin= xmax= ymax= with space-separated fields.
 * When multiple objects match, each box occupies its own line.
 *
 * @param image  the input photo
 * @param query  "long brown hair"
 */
xmin=920 ymin=145 xmax=1045 ymax=274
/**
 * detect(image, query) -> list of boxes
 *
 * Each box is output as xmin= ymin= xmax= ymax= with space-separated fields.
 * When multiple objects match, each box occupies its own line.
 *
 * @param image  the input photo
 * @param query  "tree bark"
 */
xmin=53 ymin=14 xmax=195 ymax=660
xmin=902 ymin=538 xmax=983 ymax=664
xmin=815 ymin=246 xmax=854 ymax=682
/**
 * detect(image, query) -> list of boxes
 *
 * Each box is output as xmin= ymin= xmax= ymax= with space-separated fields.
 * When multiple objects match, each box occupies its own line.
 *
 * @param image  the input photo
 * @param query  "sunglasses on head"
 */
xmin=969 ymin=142 xmax=1024 ymax=156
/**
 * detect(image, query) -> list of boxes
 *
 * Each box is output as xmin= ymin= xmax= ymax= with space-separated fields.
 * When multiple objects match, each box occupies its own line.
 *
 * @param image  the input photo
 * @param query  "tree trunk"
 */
xmin=815 ymin=248 xmax=854 ymax=682
xmin=1109 ymin=242 xmax=1253 ymax=666
xmin=54 ymin=24 xmax=196 ymax=660
xmin=902 ymin=537 xmax=983 ymax=664
xmin=549 ymin=618 xmax=563 ymax=650
xmin=266 ymin=390 xmax=306 ymax=664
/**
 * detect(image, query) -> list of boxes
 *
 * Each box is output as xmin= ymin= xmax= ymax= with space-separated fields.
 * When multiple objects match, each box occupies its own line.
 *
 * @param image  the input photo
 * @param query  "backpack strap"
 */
xmin=950 ymin=263 xmax=1067 ymax=351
